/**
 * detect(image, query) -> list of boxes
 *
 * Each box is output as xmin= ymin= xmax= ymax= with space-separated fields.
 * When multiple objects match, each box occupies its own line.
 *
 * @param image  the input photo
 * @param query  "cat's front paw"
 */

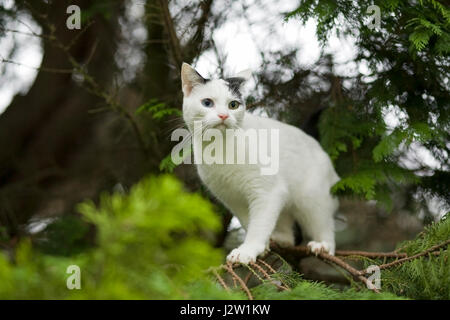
xmin=307 ymin=241 xmax=335 ymax=256
xmin=226 ymin=244 xmax=265 ymax=264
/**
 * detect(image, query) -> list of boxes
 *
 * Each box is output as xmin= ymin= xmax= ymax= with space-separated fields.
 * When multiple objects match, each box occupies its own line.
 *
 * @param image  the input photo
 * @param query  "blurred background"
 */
xmin=0 ymin=0 xmax=449 ymax=292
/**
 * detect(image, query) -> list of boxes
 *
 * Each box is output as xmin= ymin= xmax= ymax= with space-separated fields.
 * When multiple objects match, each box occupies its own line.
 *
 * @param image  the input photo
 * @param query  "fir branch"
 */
xmin=158 ymin=0 xmax=183 ymax=68
xmin=223 ymin=262 xmax=254 ymax=300
xmin=211 ymin=268 xmax=231 ymax=293
xmin=216 ymin=238 xmax=449 ymax=295
xmin=334 ymin=250 xmax=407 ymax=259
xmin=270 ymin=242 xmax=380 ymax=293
xmin=361 ymin=239 xmax=450 ymax=274
xmin=249 ymin=262 xmax=290 ymax=291
xmin=318 ymin=251 xmax=380 ymax=293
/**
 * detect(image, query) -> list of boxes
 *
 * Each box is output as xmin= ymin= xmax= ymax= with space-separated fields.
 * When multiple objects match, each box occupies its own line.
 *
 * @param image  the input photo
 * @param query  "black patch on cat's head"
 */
xmin=225 ymin=77 xmax=245 ymax=100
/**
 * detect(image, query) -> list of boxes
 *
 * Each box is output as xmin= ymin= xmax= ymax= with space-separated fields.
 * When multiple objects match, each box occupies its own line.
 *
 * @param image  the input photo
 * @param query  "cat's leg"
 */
xmin=270 ymin=211 xmax=295 ymax=247
xmin=294 ymin=195 xmax=337 ymax=255
xmin=226 ymin=191 xmax=285 ymax=264
xmin=226 ymin=206 xmax=249 ymax=231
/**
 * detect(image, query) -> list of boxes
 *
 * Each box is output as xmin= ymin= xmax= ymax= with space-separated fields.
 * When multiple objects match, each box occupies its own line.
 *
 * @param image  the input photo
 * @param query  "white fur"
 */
xmin=181 ymin=63 xmax=340 ymax=264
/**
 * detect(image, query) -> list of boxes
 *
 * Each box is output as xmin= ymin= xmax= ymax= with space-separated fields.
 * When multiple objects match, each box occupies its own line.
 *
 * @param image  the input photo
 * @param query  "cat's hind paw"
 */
xmin=307 ymin=241 xmax=335 ymax=256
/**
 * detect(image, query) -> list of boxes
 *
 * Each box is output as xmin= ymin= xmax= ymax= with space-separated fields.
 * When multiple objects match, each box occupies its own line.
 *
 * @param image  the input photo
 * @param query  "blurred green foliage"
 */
xmin=0 ymin=175 xmax=238 ymax=299
xmin=135 ymin=98 xmax=181 ymax=119
xmin=0 ymin=175 xmax=448 ymax=299
xmin=36 ymin=216 xmax=91 ymax=256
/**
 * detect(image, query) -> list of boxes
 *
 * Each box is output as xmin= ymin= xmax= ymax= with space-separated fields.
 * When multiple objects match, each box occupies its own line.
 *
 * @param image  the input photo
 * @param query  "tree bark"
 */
xmin=0 ymin=0 xmax=144 ymax=236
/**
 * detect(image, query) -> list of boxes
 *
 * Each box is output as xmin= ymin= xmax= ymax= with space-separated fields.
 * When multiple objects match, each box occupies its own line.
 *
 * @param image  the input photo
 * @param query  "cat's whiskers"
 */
xmin=164 ymin=115 xmax=204 ymax=140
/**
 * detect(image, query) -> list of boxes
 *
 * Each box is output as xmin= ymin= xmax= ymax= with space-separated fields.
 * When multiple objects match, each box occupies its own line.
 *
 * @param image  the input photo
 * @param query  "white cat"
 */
xmin=181 ymin=63 xmax=340 ymax=264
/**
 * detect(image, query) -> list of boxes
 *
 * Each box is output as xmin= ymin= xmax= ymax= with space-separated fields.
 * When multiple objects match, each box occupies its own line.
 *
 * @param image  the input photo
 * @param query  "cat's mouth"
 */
xmin=214 ymin=123 xmax=227 ymax=129
xmin=210 ymin=120 xmax=229 ymax=130
xmin=205 ymin=119 xmax=236 ymax=130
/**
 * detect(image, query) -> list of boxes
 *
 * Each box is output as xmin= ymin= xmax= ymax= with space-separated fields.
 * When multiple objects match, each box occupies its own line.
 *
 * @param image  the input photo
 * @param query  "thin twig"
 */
xmin=256 ymin=259 xmax=291 ymax=290
xmin=257 ymin=259 xmax=277 ymax=274
xmin=0 ymin=57 xmax=73 ymax=74
xmin=158 ymin=0 xmax=183 ymax=68
xmin=64 ymin=20 xmax=95 ymax=51
xmin=317 ymin=251 xmax=380 ymax=293
xmin=270 ymin=243 xmax=378 ymax=292
xmin=336 ymin=250 xmax=407 ymax=259
xmin=0 ymin=27 xmax=55 ymax=41
xmin=245 ymin=264 xmax=267 ymax=284
xmin=250 ymin=262 xmax=290 ymax=291
xmin=361 ymin=239 xmax=450 ymax=274
xmin=211 ymin=268 xmax=230 ymax=292
xmin=243 ymin=272 xmax=253 ymax=285
xmin=224 ymin=263 xmax=253 ymax=300
xmin=271 ymin=242 xmax=408 ymax=259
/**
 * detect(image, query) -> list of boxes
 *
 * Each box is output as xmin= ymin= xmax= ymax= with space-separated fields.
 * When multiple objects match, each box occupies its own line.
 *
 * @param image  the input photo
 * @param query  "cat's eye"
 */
xmin=201 ymin=98 xmax=214 ymax=108
xmin=228 ymin=100 xmax=240 ymax=110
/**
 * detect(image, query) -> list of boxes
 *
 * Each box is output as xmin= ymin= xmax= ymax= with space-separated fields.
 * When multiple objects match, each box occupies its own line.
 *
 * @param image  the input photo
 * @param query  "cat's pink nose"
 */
xmin=218 ymin=113 xmax=229 ymax=120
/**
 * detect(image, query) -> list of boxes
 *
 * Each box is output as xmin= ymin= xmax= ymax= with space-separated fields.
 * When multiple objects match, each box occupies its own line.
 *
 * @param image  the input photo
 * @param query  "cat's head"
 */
xmin=181 ymin=63 xmax=251 ymax=131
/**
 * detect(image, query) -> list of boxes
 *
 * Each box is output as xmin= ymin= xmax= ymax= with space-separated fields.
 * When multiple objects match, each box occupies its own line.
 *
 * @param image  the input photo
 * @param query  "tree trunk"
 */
xmin=0 ymin=0 xmax=145 ymax=236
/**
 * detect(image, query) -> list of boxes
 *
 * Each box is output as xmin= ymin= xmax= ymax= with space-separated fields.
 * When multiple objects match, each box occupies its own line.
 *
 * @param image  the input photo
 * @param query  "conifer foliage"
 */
xmin=0 ymin=175 xmax=448 ymax=299
xmin=287 ymin=0 xmax=449 ymax=211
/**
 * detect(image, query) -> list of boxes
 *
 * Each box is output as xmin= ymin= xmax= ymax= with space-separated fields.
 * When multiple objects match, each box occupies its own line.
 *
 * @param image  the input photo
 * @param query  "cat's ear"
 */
xmin=181 ymin=62 xmax=206 ymax=96
xmin=225 ymin=69 xmax=251 ymax=98
xmin=226 ymin=69 xmax=252 ymax=92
